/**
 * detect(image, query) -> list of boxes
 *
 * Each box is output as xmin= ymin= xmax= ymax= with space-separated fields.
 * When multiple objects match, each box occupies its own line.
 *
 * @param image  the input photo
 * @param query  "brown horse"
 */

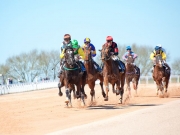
xmin=101 ymin=45 xmax=126 ymax=103
xmin=58 ymin=46 xmax=86 ymax=107
xmin=125 ymin=54 xmax=140 ymax=96
xmin=153 ymin=54 xmax=171 ymax=97
xmin=83 ymin=46 xmax=106 ymax=103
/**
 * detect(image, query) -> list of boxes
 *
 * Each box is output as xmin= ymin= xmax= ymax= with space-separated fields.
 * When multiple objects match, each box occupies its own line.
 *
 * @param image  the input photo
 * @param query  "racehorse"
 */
xmin=153 ymin=54 xmax=171 ymax=97
xmin=83 ymin=46 xmax=106 ymax=103
xmin=125 ymin=54 xmax=140 ymax=96
xmin=58 ymin=46 xmax=85 ymax=107
xmin=101 ymin=44 xmax=126 ymax=103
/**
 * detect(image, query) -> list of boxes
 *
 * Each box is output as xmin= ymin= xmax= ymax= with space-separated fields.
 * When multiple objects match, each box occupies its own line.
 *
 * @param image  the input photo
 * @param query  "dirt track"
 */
xmin=0 ymin=83 xmax=180 ymax=135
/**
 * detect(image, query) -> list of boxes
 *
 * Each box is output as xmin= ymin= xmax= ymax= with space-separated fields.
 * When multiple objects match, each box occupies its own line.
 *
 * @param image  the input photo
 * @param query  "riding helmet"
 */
xmin=106 ymin=36 xmax=113 ymax=41
xmin=72 ymin=40 xmax=79 ymax=48
xmin=155 ymin=46 xmax=160 ymax=51
xmin=84 ymin=38 xmax=91 ymax=43
xmin=126 ymin=46 xmax=131 ymax=50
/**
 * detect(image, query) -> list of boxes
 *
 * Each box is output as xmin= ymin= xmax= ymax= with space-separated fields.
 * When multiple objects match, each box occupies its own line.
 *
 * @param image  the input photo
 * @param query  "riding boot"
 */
xmin=118 ymin=60 xmax=125 ymax=73
xmin=163 ymin=63 xmax=168 ymax=70
xmin=79 ymin=61 xmax=86 ymax=75
xmin=93 ymin=61 xmax=102 ymax=73
xmin=134 ymin=66 xmax=139 ymax=74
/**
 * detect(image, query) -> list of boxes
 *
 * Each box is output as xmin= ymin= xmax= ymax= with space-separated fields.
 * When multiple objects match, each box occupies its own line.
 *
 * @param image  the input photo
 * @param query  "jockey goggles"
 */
xmin=64 ymin=38 xmax=70 ymax=41
xmin=85 ymin=42 xmax=90 ymax=44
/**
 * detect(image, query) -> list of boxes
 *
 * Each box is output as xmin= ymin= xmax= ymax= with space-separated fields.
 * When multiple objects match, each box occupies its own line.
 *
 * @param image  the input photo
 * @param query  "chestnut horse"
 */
xmin=83 ymin=46 xmax=106 ymax=102
xmin=153 ymin=54 xmax=171 ymax=97
xmin=101 ymin=44 xmax=126 ymax=103
xmin=125 ymin=54 xmax=140 ymax=96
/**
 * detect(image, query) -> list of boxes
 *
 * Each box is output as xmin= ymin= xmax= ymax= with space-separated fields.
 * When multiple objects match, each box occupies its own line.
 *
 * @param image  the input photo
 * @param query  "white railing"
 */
xmin=0 ymin=75 xmax=179 ymax=95
xmin=139 ymin=75 xmax=180 ymax=84
xmin=0 ymin=80 xmax=58 ymax=95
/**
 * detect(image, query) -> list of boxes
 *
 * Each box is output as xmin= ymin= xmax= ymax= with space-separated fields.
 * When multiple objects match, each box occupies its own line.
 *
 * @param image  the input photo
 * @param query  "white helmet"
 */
xmin=157 ymin=44 xmax=162 ymax=47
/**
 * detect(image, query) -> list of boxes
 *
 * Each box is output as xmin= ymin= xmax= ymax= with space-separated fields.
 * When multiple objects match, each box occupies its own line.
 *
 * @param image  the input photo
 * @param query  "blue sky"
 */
xmin=0 ymin=0 xmax=180 ymax=64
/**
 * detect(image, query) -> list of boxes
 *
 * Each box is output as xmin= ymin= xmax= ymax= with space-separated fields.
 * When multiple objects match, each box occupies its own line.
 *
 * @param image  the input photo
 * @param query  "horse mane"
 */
xmin=64 ymin=46 xmax=73 ymax=53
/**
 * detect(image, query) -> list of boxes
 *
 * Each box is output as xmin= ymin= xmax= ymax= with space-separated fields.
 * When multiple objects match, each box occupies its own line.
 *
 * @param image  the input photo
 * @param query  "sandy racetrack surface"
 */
xmin=0 ymin=83 xmax=180 ymax=135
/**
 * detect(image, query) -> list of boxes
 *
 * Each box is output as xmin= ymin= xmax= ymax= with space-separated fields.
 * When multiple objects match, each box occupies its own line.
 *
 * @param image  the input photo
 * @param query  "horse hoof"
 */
xmin=118 ymin=100 xmax=122 ymax=104
xmin=76 ymin=95 xmax=80 ymax=99
xmin=65 ymin=98 xmax=69 ymax=103
xmin=58 ymin=92 xmax=63 ymax=96
xmin=104 ymin=97 xmax=108 ymax=101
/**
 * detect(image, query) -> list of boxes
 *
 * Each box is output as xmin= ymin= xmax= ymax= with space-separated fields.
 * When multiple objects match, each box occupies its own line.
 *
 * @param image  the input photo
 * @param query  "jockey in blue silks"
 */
xmin=82 ymin=37 xmax=102 ymax=73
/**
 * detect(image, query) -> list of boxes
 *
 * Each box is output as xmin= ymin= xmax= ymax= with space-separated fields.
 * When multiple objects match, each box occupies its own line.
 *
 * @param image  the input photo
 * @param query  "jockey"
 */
xmin=71 ymin=39 xmax=86 ymax=73
xmin=57 ymin=34 xmax=72 ymax=78
xmin=58 ymin=39 xmax=86 ymax=76
xmin=82 ymin=38 xmax=102 ymax=72
xmin=122 ymin=46 xmax=139 ymax=74
xmin=150 ymin=46 xmax=169 ymax=71
xmin=60 ymin=34 xmax=72 ymax=52
xmin=103 ymin=36 xmax=125 ymax=73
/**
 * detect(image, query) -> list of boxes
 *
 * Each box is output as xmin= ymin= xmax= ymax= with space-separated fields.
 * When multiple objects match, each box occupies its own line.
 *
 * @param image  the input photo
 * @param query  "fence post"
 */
xmin=146 ymin=76 xmax=148 ymax=85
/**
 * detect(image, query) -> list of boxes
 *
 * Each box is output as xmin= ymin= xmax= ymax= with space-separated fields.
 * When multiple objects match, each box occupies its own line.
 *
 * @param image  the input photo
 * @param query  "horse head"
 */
xmin=101 ymin=45 xmax=111 ymax=61
xmin=64 ymin=46 xmax=76 ymax=68
xmin=155 ymin=54 xmax=163 ymax=67
xmin=126 ymin=54 xmax=134 ymax=65
xmin=84 ymin=46 xmax=92 ymax=62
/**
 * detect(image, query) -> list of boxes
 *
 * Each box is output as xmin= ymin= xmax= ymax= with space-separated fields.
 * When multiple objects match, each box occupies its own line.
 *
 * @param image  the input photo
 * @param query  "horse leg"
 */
xmin=100 ymin=81 xmax=106 ymax=98
xmin=99 ymin=75 xmax=106 ymax=98
xmin=132 ymin=78 xmax=138 ymax=96
xmin=81 ymin=73 xmax=87 ymax=99
xmin=119 ymin=73 xmax=125 ymax=104
xmin=81 ymin=83 xmax=87 ymax=99
xmin=116 ymin=81 xmax=120 ymax=95
xmin=164 ymin=78 xmax=170 ymax=98
xmin=126 ymin=77 xmax=131 ymax=96
xmin=104 ymin=76 xmax=109 ymax=101
xmin=165 ymin=78 xmax=169 ymax=93
xmin=69 ymin=89 xmax=72 ymax=107
xmin=72 ymin=85 xmax=77 ymax=99
xmin=89 ymin=81 xmax=95 ymax=103
xmin=156 ymin=81 xmax=163 ymax=97
xmin=160 ymin=78 xmax=164 ymax=95
xmin=78 ymin=84 xmax=85 ymax=106
xmin=112 ymin=83 xmax=115 ymax=93
xmin=156 ymin=84 xmax=159 ymax=95
xmin=58 ymin=82 xmax=63 ymax=96
xmin=119 ymin=86 xmax=124 ymax=104
xmin=65 ymin=88 xmax=70 ymax=106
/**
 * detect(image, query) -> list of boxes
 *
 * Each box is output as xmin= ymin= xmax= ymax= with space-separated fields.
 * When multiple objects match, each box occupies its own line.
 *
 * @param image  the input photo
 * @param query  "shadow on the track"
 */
xmin=87 ymin=103 xmax=162 ymax=110
xmin=128 ymin=104 xmax=161 ymax=107
xmin=139 ymin=96 xmax=158 ymax=97
xmin=170 ymin=96 xmax=180 ymax=98
xmin=87 ymin=105 xmax=122 ymax=110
